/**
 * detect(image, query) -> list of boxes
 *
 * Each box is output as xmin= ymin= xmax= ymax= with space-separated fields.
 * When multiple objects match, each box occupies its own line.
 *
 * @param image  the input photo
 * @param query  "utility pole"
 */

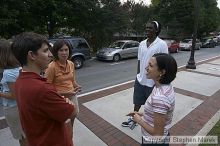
xmin=186 ymin=0 xmax=199 ymax=69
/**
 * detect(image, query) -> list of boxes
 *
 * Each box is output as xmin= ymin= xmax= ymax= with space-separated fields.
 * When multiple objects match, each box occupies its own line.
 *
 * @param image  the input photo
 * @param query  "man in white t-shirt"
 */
xmin=122 ymin=21 xmax=168 ymax=127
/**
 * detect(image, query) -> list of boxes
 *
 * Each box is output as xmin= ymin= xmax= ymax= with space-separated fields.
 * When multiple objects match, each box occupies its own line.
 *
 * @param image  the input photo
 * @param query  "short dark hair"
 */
xmin=11 ymin=32 xmax=49 ymax=66
xmin=153 ymin=53 xmax=177 ymax=84
xmin=51 ymin=39 xmax=72 ymax=61
xmin=151 ymin=21 xmax=161 ymax=36
xmin=0 ymin=39 xmax=20 ymax=69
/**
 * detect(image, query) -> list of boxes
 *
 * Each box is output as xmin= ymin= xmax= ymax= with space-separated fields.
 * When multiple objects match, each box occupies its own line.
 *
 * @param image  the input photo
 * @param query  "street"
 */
xmin=1 ymin=46 xmax=220 ymax=117
xmin=76 ymin=46 xmax=220 ymax=94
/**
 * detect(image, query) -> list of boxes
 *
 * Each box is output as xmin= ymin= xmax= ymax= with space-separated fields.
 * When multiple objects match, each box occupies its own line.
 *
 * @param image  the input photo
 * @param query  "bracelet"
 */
xmin=138 ymin=118 xmax=142 ymax=124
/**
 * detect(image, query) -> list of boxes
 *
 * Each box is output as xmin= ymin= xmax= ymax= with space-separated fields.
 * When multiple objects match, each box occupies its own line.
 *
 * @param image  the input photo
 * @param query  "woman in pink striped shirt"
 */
xmin=127 ymin=53 xmax=177 ymax=146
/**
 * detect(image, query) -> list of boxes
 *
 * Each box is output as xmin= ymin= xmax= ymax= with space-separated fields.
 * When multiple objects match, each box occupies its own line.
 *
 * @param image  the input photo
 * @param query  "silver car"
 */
xmin=96 ymin=40 xmax=139 ymax=62
xmin=179 ymin=39 xmax=201 ymax=50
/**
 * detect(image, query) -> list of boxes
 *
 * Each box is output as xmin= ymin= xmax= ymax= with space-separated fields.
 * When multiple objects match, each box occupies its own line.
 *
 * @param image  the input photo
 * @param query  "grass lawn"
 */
xmin=199 ymin=120 xmax=220 ymax=146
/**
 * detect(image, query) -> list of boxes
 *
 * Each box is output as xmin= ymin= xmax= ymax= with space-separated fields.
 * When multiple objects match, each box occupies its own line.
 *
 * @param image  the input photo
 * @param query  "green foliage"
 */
xmin=0 ymin=0 xmax=220 ymax=50
xmin=199 ymin=120 xmax=220 ymax=146
xmin=0 ymin=0 xmax=31 ymax=38
xmin=150 ymin=0 xmax=220 ymax=39
xmin=154 ymin=0 xmax=194 ymax=38
xmin=131 ymin=3 xmax=150 ymax=33
xmin=198 ymin=0 xmax=220 ymax=37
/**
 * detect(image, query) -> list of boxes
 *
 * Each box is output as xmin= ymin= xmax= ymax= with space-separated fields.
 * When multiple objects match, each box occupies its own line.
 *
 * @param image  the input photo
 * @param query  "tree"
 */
xmin=86 ymin=0 xmax=130 ymax=51
xmin=198 ymin=0 xmax=220 ymax=37
xmin=0 ymin=0 xmax=32 ymax=38
xmin=150 ymin=0 xmax=220 ymax=39
xmin=153 ymin=0 xmax=194 ymax=38
xmin=1 ymin=0 xmax=219 ymax=50
xmin=130 ymin=2 xmax=150 ymax=34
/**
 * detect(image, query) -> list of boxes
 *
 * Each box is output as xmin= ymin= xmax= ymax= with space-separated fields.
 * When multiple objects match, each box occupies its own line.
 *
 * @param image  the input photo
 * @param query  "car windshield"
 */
xmin=182 ymin=39 xmax=192 ymax=43
xmin=202 ymin=38 xmax=212 ymax=42
xmin=109 ymin=41 xmax=125 ymax=49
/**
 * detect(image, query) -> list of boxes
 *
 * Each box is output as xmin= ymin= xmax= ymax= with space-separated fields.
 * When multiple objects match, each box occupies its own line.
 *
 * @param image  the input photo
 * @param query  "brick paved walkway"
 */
xmin=1 ymin=56 xmax=220 ymax=146
xmin=77 ymin=56 xmax=220 ymax=146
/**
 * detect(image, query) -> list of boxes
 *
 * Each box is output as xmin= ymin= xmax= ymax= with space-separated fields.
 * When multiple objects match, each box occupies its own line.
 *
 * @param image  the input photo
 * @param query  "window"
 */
xmin=71 ymin=40 xmax=78 ymax=48
xmin=71 ymin=39 xmax=89 ymax=49
xmin=77 ymin=40 xmax=89 ymax=49
xmin=123 ymin=43 xmax=132 ymax=49
xmin=109 ymin=41 xmax=124 ymax=48
xmin=131 ymin=42 xmax=139 ymax=47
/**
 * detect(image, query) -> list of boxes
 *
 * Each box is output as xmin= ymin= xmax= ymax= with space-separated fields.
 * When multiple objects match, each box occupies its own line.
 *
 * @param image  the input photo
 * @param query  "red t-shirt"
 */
xmin=15 ymin=72 xmax=74 ymax=146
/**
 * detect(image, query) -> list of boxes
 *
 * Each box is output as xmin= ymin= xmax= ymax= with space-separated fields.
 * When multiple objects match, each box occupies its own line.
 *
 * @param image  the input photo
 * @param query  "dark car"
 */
xmin=49 ymin=36 xmax=91 ymax=69
xmin=201 ymin=38 xmax=216 ymax=48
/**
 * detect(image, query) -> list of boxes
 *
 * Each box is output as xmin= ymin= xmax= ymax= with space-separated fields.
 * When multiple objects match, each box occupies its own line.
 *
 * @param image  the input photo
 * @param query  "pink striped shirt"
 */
xmin=141 ymin=84 xmax=175 ymax=137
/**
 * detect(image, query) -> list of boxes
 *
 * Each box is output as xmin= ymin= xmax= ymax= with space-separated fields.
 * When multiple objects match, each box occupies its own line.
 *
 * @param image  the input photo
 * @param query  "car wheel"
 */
xmin=73 ymin=57 xmax=83 ymax=69
xmin=113 ymin=54 xmax=121 ymax=62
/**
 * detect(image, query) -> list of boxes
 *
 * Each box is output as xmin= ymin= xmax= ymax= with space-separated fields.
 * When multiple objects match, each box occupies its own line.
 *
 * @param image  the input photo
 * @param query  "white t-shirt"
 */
xmin=137 ymin=37 xmax=168 ymax=87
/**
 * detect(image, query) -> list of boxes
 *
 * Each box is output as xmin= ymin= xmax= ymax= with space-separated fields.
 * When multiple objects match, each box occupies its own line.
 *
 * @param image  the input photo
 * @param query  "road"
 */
xmin=0 ymin=46 xmax=220 ymax=117
xmin=75 ymin=46 xmax=220 ymax=94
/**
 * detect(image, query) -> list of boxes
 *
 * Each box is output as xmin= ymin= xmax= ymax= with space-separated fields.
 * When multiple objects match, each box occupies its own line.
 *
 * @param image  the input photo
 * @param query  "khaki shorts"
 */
xmin=70 ymin=95 xmax=79 ymax=115
xmin=3 ymin=106 xmax=25 ymax=140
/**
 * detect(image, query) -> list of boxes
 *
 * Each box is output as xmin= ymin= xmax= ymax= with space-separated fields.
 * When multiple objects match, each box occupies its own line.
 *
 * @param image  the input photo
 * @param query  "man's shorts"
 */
xmin=133 ymin=78 xmax=154 ymax=105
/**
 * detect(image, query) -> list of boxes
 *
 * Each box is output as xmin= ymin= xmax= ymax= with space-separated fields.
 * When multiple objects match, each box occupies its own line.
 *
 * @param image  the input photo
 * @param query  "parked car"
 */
xmin=213 ymin=36 xmax=220 ymax=45
xmin=201 ymin=38 xmax=216 ymax=48
xmin=49 ymin=36 xmax=91 ymax=69
xmin=179 ymin=39 xmax=201 ymax=50
xmin=96 ymin=40 xmax=139 ymax=62
xmin=0 ymin=69 xmax=2 ymax=105
xmin=164 ymin=39 xmax=179 ymax=53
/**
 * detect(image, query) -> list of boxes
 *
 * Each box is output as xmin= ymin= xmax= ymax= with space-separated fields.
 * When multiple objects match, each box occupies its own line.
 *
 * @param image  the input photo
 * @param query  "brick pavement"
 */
xmin=1 ymin=56 xmax=220 ymax=146
xmin=76 ymin=56 xmax=220 ymax=146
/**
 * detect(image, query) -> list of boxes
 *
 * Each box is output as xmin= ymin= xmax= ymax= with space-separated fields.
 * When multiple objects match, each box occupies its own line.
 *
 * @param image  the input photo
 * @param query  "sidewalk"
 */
xmin=1 ymin=56 xmax=220 ymax=146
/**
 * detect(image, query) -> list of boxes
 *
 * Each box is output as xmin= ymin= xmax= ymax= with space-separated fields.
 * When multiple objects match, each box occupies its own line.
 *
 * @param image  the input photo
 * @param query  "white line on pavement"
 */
xmin=178 ymin=54 xmax=220 ymax=68
xmin=78 ymin=80 xmax=134 ymax=97
xmin=79 ymin=55 xmax=220 ymax=97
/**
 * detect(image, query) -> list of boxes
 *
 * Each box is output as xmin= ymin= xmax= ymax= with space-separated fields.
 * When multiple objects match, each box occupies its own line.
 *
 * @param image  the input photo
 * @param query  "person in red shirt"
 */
xmin=11 ymin=32 xmax=76 ymax=146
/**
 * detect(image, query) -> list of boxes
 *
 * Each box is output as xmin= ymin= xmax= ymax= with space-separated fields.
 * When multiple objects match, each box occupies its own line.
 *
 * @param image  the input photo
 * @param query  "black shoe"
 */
xmin=121 ymin=117 xmax=132 ymax=127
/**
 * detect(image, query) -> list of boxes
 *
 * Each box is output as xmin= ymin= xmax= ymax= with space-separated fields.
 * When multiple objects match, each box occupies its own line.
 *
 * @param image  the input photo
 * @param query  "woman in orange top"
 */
xmin=45 ymin=39 xmax=81 ymax=140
